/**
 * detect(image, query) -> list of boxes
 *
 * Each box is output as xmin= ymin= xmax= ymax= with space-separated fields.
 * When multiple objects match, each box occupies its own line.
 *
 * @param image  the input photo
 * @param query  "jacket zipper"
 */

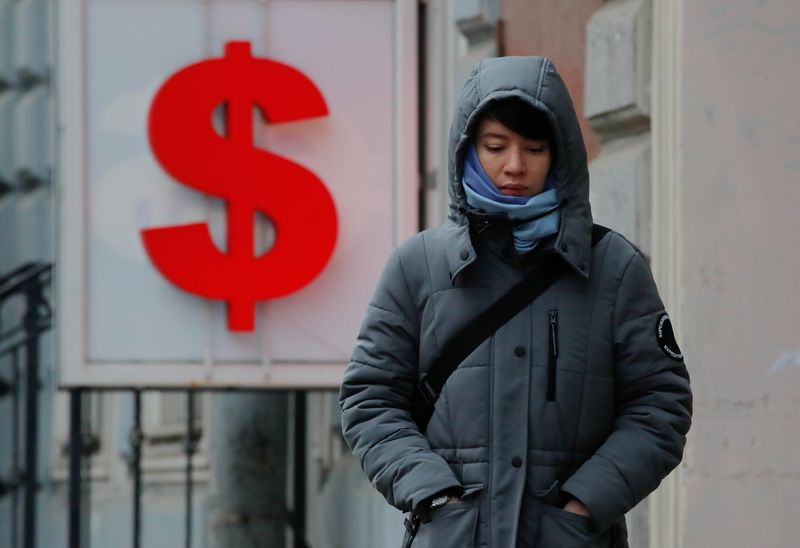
xmin=547 ymin=309 xmax=559 ymax=401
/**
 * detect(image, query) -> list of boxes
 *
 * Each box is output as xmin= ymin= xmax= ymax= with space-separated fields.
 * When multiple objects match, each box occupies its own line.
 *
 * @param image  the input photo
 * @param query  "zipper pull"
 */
xmin=548 ymin=310 xmax=559 ymax=357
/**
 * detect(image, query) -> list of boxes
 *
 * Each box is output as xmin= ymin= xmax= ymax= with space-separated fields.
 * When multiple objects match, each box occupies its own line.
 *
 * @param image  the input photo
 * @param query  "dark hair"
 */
xmin=473 ymin=97 xmax=554 ymax=143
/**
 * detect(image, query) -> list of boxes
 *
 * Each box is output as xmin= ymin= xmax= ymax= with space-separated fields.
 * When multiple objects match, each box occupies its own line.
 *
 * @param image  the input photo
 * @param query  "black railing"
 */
xmin=0 ymin=262 xmax=53 ymax=548
xmin=69 ymin=388 xmax=309 ymax=548
xmin=1 ymin=262 xmax=311 ymax=548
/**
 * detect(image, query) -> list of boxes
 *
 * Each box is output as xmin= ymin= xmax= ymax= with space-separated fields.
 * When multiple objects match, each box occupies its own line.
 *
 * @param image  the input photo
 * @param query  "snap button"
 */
xmin=580 ymin=264 xmax=586 ymax=271
xmin=460 ymin=249 xmax=469 ymax=260
xmin=511 ymin=456 xmax=522 ymax=468
xmin=514 ymin=346 xmax=525 ymax=357
xmin=560 ymin=243 xmax=568 ymax=252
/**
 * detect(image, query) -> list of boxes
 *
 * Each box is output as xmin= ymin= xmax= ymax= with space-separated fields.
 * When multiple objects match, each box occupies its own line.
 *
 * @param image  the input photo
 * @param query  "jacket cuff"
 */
xmin=408 ymin=477 xmax=464 ymax=514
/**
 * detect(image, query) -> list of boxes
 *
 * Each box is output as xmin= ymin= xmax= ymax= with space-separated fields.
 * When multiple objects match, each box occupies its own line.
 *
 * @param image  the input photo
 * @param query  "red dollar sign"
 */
xmin=143 ymin=41 xmax=338 ymax=332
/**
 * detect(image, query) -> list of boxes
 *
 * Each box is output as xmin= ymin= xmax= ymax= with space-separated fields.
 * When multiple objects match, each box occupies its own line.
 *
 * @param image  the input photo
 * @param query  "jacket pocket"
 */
xmin=534 ymin=480 xmax=608 ymax=548
xmin=538 ymin=508 xmax=608 ymax=548
xmin=411 ymin=483 xmax=484 ymax=548
xmin=546 ymin=309 xmax=559 ymax=401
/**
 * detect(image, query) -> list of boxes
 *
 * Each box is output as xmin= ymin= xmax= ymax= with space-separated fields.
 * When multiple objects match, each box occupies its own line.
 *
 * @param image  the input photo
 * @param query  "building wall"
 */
xmin=500 ymin=0 xmax=603 ymax=161
xmin=680 ymin=0 xmax=800 ymax=545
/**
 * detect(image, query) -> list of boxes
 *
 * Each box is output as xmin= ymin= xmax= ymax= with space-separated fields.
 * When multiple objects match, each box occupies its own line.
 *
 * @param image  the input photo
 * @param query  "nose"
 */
xmin=504 ymin=146 xmax=525 ymax=174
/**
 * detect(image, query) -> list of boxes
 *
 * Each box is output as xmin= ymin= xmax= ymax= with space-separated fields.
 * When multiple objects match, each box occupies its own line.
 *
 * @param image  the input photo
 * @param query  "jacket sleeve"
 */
xmin=338 ymin=248 xmax=462 ymax=513
xmin=561 ymin=250 xmax=693 ymax=532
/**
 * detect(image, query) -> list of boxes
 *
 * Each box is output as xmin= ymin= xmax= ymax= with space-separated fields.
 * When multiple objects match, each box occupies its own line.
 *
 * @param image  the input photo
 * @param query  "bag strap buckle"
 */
xmin=404 ymin=513 xmax=420 ymax=536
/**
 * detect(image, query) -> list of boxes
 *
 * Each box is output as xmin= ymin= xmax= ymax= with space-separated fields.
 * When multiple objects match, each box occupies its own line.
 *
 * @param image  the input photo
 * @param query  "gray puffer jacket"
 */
xmin=339 ymin=56 xmax=692 ymax=548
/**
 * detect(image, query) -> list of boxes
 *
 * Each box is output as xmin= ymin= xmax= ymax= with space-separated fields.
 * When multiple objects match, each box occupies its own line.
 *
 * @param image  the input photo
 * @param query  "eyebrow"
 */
xmin=478 ymin=132 xmax=509 ymax=140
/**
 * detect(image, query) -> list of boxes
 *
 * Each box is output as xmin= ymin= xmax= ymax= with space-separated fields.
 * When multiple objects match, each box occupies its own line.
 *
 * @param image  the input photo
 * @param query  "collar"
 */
xmin=444 ymin=200 xmax=592 ymax=283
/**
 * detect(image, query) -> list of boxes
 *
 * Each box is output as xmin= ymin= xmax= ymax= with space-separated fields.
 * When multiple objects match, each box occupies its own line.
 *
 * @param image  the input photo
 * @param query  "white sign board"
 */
xmin=57 ymin=0 xmax=418 ymax=388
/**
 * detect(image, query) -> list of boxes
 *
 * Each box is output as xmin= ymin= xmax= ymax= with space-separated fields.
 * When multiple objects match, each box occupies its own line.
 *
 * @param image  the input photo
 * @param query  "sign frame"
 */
xmin=56 ymin=0 xmax=419 ymax=388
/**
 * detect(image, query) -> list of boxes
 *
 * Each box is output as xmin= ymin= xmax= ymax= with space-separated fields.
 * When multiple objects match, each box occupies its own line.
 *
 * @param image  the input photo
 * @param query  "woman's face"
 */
xmin=474 ymin=117 xmax=552 ymax=197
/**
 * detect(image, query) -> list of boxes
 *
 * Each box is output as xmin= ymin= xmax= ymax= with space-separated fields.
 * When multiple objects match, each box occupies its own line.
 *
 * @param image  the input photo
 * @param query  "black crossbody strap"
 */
xmin=411 ymin=224 xmax=610 ymax=430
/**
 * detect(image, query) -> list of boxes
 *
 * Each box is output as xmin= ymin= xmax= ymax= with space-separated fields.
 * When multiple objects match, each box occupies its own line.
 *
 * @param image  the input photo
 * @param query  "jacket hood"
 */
xmin=444 ymin=56 xmax=593 ymax=280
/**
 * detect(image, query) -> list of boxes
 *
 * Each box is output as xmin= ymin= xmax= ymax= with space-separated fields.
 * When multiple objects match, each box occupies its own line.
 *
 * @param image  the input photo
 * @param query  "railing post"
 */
xmin=12 ymin=347 xmax=21 ymax=548
xmin=22 ymin=279 xmax=41 ymax=548
xmin=185 ymin=390 xmax=196 ymax=548
xmin=131 ymin=390 xmax=143 ymax=548
xmin=294 ymin=391 xmax=307 ymax=548
xmin=68 ymin=389 xmax=83 ymax=548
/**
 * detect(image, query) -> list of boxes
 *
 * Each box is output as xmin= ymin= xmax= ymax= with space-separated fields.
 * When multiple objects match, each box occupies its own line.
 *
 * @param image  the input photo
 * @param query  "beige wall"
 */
xmin=681 ymin=0 xmax=800 ymax=545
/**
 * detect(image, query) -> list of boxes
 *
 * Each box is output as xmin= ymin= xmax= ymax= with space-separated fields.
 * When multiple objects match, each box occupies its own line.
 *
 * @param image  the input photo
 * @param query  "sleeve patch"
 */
xmin=656 ymin=313 xmax=684 ymax=362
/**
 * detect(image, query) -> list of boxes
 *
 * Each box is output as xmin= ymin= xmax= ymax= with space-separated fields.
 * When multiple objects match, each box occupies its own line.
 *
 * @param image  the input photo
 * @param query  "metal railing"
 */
xmin=0 ymin=262 xmax=53 ymax=548
xmin=67 ymin=388 xmax=309 ymax=548
xmin=68 ymin=388 xmax=203 ymax=548
xmin=1 ymin=262 xmax=310 ymax=548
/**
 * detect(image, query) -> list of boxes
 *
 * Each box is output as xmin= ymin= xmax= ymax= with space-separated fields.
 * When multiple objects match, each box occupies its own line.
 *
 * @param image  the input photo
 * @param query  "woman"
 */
xmin=339 ymin=56 xmax=692 ymax=548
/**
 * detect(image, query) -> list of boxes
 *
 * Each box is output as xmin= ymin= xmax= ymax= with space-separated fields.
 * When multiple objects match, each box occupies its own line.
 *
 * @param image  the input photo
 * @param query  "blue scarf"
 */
xmin=462 ymin=143 xmax=561 ymax=254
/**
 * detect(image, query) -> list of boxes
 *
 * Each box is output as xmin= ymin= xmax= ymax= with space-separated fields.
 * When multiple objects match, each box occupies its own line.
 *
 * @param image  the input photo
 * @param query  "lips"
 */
xmin=500 ymin=184 xmax=527 ymax=196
